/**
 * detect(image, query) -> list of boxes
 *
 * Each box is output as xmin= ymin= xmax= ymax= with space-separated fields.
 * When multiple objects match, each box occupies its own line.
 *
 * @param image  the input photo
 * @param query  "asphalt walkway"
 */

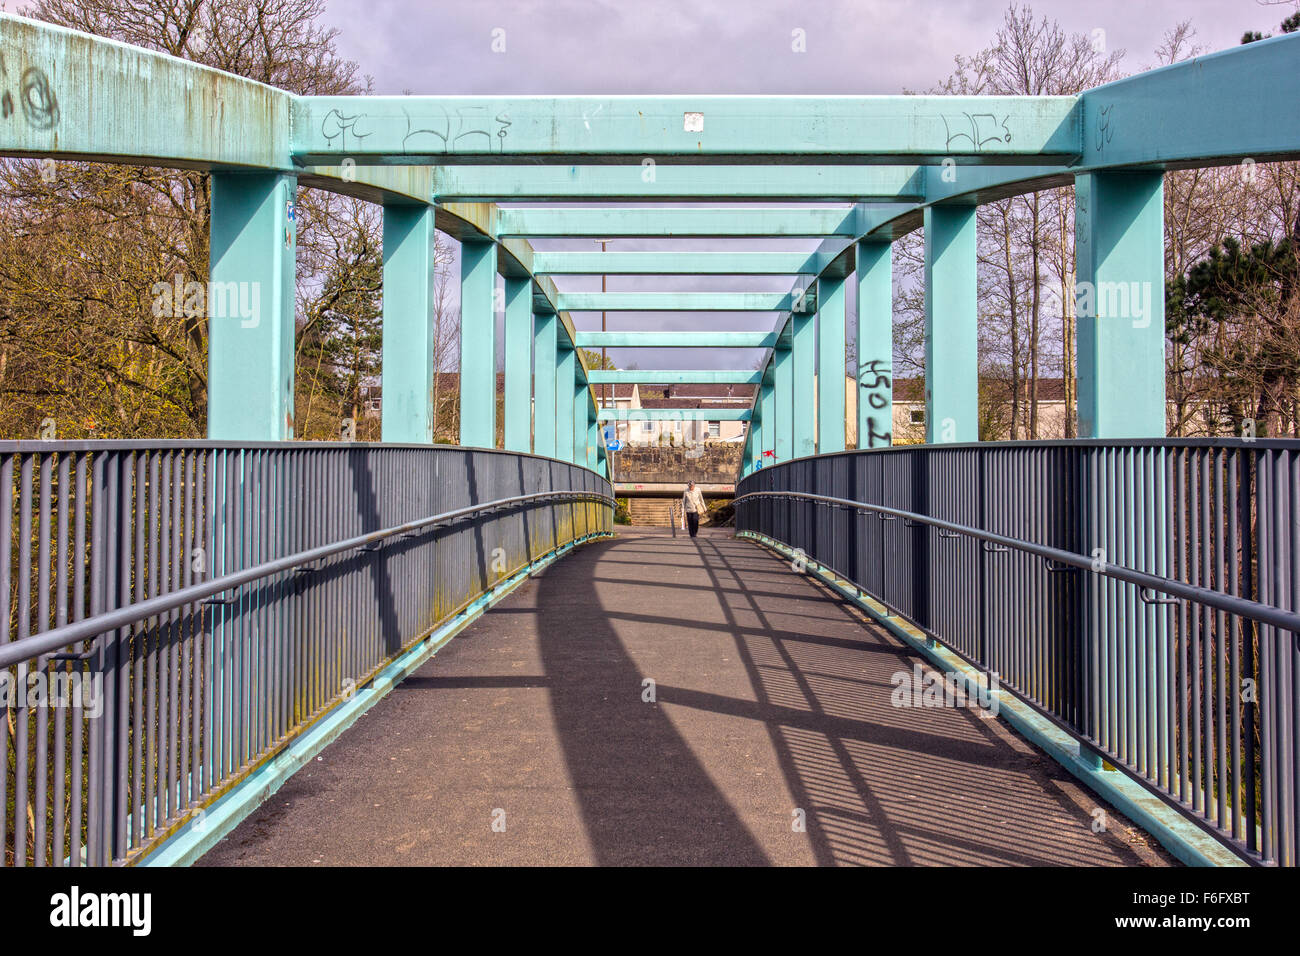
xmin=199 ymin=528 xmax=1172 ymax=866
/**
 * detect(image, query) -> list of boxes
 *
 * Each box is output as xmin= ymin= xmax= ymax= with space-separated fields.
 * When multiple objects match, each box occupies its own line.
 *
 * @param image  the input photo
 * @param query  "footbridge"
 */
xmin=1 ymin=14 xmax=1298 ymax=867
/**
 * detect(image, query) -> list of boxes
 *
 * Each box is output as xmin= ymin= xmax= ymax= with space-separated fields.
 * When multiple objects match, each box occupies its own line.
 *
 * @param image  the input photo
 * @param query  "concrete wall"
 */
xmin=612 ymin=444 xmax=743 ymax=485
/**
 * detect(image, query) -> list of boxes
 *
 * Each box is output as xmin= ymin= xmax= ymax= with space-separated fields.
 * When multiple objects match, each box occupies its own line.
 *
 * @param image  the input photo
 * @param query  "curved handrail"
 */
xmin=0 ymin=489 xmax=614 ymax=669
xmin=734 ymin=489 xmax=1300 ymax=635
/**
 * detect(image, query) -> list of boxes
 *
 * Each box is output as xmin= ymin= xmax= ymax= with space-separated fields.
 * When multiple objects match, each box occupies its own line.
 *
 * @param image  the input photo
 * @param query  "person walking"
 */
xmin=682 ymin=480 xmax=706 ymax=538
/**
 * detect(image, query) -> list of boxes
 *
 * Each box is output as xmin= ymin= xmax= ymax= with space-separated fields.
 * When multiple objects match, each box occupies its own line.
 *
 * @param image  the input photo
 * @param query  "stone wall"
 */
xmin=612 ymin=444 xmax=743 ymax=485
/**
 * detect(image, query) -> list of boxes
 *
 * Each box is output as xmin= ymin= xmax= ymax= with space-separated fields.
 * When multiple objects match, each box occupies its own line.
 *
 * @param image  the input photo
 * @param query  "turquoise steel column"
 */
xmin=207 ymin=172 xmax=297 ymax=440
xmin=856 ymin=239 xmax=893 ymax=448
xmin=760 ymin=378 xmax=775 ymax=461
xmin=791 ymin=310 xmax=816 ymax=458
xmin=459 ymin=239 xmax=498 ymax=448
xmin=773 ymin=346 xmax=793 ymax=463
xmin=586 ymin=409 xmax=599 ymax=470
xmin=744 ymin=417 xmax=759 ymax=475
xmin=380 ymin=204 xmax=435 ymax=443
xmin=1075 ymin=172 xmax=1166 ymax=438
xmin=817 ymin=276 xmax=847 ymax=453
xmin=923 ymin=205 xmax=978 ymax=443
xmin=572 ymin=375 xmax=587 ymax=465
xmin=503 ymin=276 xmax=533 ymax=452
xmin=556 ymin=346 xmax=576 ymax=463
xmin=533 ymin=313 xmax=558 ymax=457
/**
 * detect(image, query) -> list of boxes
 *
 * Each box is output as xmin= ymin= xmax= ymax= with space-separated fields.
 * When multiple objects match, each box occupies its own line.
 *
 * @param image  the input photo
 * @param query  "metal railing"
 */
xmin=737 ymin=439 xmax=1300 ymax=866
xmin=1 ymin=441 xmax=613 ymax=867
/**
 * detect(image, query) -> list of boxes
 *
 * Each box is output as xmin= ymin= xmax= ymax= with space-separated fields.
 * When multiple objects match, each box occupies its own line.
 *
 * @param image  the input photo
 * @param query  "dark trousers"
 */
xmin=686 ymin=511 xmax=700 ymax=537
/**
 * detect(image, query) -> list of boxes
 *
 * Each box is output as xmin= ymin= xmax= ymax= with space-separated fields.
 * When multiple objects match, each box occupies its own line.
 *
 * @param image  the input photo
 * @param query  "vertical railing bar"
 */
xmin=14 ymin=453 xmax=34 ymax=865
xmin=70 ymin=453 xmax=87 ymax=867
xmin=1215 ymin=448 xmax=1229 ymax=830
xmin=144 ymin=451 xmax=159 ymax=845
xmin=181 ymin=449 xmax=194 ymax=810
xmin=33 ymin=453 xmax=53 ymax=866
xmin=51 ymin=452 xmax=71 ymax=866
xmin=0 ymin=454 xmax=12 ymax=868
xmin=166 ymin=450 xmax=181 ymax=824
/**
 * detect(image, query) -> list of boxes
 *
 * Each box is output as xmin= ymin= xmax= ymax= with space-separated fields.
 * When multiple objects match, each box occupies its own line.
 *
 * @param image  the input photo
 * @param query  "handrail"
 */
xmin=0 ymin=489 xmax=614 ymax=669
xmin=735 ymin=489 xmax=1300 ymax=635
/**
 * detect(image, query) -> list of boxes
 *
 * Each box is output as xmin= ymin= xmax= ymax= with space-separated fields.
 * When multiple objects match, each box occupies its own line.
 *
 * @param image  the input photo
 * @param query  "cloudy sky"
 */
xmin=323 ymin=0 xmax=1264 ymax=95
xmin=316 ymin=0 xmax=1288 ymax=373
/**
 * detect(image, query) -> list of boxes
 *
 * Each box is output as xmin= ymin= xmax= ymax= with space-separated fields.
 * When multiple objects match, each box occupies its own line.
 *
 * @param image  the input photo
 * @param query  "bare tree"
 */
xmin=0 ymin=0 xmax=373 ymax=439
xmin=933 ymin=5 xmax=1124 ymax=438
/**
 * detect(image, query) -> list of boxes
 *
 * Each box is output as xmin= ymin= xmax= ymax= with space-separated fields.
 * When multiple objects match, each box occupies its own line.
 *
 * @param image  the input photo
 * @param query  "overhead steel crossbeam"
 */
xmin=575 ymin=332 xmax=779 ymax=348
xmin=590 ymin=370 xmax=762 ymax=385
xmin=496 ymin=207 xmax=859 ymax=238
xmin=294 ymin=95 xmax=1082 ymax=166
xmin=557 ymin=291 xmax=814 ymax=312
xmin=5 ymin=16 xmax=1295 ymax=200
xmin=535 ymin=251 xmax=829 ymax=276
xmin=598 ymin=408 xmax=752 ymax=421
xmin=430 ymin=165 xmax=927 ymax=201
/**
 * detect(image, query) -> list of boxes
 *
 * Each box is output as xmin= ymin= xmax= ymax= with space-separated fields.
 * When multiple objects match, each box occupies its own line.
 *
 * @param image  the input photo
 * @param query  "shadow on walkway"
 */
xmin=198 ymin=529 xmax=1173 ymax=866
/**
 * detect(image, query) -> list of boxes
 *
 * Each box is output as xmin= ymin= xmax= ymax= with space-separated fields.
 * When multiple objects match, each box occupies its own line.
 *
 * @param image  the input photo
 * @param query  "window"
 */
xmin=708 ymin=421 xmax=720 ymax=438
xmin=641 ymin=420 xmax=654 ymax=433
xmin=910 ymin=409 xmax=925 ymax=424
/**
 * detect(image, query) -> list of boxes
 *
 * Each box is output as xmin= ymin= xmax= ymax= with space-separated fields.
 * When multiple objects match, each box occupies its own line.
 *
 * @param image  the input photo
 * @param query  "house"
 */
xmin=607 ymin=382 xmax=755 ymax=446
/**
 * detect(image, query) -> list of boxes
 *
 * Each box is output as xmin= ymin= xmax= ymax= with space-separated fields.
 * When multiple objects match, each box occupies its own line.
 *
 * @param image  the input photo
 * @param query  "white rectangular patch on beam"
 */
xmin=683 ymin=112 xmax=704 ymax=132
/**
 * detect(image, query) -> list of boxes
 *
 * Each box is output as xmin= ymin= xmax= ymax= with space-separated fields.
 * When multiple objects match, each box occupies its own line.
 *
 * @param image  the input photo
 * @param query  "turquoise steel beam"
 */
xmin=497 ymin=208 xmax=857 ymax=238
xmin=207 ymin=172 xmax=297 ymax=441
xmin=1075 ymin=171 xmax=1166 ymax=438
xmin=557 ymin=291 xmax=807 ymax=312
xmin=912 ymin=164 xmax=1071 ymax=209
xmin=533 ymin=313 xmax=558 ymax=458
xmin=459 ymin=239 xmax=498 ymax=448
xmin=589 ymin=370 xmax=761 ymax=385
xmin=760 ymin=380 xmax=776 ymax=460
xmin=773 ymin=345 xmax=793 ymax=463
xmin=817 ymin=276 xmax=847 ymax=453
xmin=791 ymin=310 xmax=816 ymax=458
xmin=586 ymin=414 xmax=599 ymax=471
xmin=1078 ymin=33 xmax=1300 ymax=171
xmin=856 ymin=240 xmax=894 ymax=448
xmin=293 ymin=95 xmax=1081 ymax=164
xmin=923 ymin=205 xmax=979 ymax=443
xmin=428 ymin=165 xmax=924 ymax=200
xmin=10 ymin=16 xmax=1299 ymax=191
xmin=575 ymin=331 xmax=780 ymax=349
xmin=556 ymin=346 xmax=576 ymax=463
xmin=597 ymin=408 xmax=751 ymax=421
xmin=0 ymin=13 xmax=291 ymax=170
xmin=503 ymin=276 xmax=533 ymax=452
xmin=535 ymin=251 xmax=827 ymax=276
xmin=302 ymin=164 xmax=434 ymax=208
xmin=380 ymin=204 xmax=435 ymax=443
xmin=856 ymin=37 xmax=1300 ymax=242
xmin=863 ymin=166 xmax=1071 ymax=241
